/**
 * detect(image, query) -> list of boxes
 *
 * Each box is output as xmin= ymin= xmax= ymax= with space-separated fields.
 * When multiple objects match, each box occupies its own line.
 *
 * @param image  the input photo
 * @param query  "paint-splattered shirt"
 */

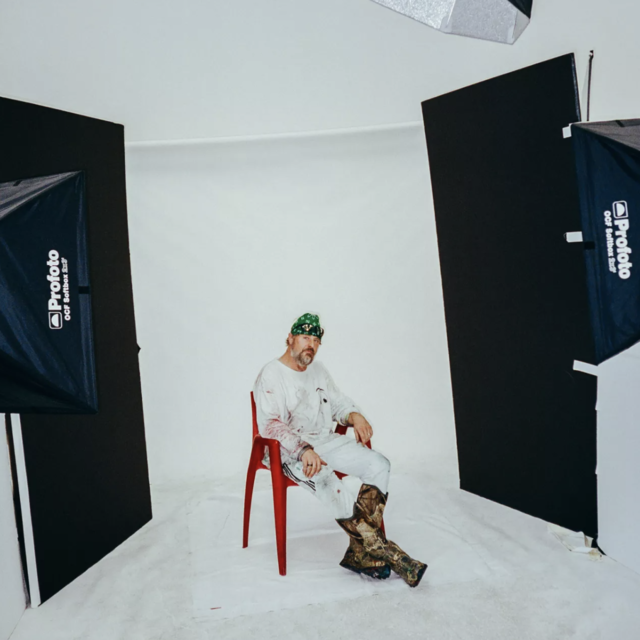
xmin=253 ymin=359 xmax=360 ymax=464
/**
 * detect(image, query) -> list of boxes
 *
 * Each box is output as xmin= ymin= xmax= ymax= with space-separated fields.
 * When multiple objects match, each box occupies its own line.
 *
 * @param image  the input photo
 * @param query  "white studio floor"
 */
xmin=9 ymin=460 xmax=640 ymax=640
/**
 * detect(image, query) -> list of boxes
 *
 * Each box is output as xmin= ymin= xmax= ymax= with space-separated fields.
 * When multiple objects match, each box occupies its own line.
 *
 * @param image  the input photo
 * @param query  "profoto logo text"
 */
xmin=47 ymin=250 xmax=71 ymax=329
xmin=604 ymin=201 xmax=633 ymax=280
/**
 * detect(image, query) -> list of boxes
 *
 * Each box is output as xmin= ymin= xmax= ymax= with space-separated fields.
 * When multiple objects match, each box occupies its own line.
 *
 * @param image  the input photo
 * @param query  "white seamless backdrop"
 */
xmin=126 ymin=125 xmax=457 ymax=485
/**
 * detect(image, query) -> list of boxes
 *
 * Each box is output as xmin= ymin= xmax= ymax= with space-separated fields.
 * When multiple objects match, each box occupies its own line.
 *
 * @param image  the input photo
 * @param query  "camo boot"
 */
xmin=338 ymin=484 xmax=390 ymax=579
xmin=339 ymin=539 xmax=391 ymax=579
xmin=337 ymin=498 xmax=427 ymax=588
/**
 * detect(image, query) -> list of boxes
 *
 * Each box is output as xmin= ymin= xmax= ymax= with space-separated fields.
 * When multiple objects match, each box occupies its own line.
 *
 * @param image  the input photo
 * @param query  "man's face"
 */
xmin=289 ymin=333 xmax=321 ymax=367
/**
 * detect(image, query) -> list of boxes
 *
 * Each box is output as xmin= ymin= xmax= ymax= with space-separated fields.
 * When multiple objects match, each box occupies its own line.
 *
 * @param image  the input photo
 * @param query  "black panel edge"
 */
xmin=422 ymin=53 xmax=578 ymax=111
xmin=4 ymin=415 xmax=30 ymax=604
xmin=570 ymin=54 xmax=583 ymax=123
xmin=0 ymin=95 xmax=122 ymax=129
xmin=507 ymin=0 xmax=532 ymax=19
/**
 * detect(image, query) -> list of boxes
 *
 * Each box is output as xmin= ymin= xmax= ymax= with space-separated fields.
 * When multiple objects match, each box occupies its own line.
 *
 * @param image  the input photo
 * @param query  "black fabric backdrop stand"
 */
xmin=0 ymin=96 xmax=152 ymax=604
xmin=422 ymin=54 xmax=598 ymax=537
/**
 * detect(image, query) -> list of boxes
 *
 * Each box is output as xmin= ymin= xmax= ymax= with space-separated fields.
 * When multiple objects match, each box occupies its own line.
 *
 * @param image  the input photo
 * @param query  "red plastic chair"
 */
xmin=242 ymin=391 xmax=383 ymax=575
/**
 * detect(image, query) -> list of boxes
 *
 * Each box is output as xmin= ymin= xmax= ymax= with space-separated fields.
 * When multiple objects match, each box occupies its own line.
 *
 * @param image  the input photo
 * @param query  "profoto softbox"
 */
xmin=0 ymin=172 xmax=98 ymax=413
xmin=573 ymin=120 xmax=640 ymax=364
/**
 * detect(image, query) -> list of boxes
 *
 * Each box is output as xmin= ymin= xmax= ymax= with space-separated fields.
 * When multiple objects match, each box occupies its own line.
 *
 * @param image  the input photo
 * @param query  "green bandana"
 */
xmin=291 ymin=313 xmax=324 ymax=340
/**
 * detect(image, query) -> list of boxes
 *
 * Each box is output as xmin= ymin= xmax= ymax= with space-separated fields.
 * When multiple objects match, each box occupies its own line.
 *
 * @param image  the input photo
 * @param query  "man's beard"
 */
xmin=293 ymin=348 xmax=315 ymax=367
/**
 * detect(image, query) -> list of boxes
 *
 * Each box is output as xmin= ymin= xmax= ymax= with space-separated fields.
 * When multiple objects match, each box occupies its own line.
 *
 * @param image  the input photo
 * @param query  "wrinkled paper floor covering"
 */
xmin=10 ymin=465 xmax=640 ymax=640
xmin=189 ymin=473 xmax=490 ymax=619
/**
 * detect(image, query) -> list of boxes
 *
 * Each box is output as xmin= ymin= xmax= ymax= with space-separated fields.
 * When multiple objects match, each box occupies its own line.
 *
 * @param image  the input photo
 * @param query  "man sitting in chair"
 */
xmin=253 ymin=313 xmax=427 ymax=587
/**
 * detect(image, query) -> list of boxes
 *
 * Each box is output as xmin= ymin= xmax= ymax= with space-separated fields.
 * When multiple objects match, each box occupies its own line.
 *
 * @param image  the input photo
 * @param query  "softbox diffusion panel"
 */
xmin=0 ymin=172 xmax=97 ymax=413
xmin=573 ymin=120 xmax=640 ymax=364
xmin=422 ymin=54 xmax=598 ymax=536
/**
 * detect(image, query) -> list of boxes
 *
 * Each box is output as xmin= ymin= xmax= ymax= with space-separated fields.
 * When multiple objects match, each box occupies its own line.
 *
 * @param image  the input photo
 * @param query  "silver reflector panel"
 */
xmin=370 ymin=0 xmax=531 ymax=45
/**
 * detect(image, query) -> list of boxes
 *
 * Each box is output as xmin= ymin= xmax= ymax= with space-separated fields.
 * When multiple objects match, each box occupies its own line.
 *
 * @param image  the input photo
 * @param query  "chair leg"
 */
xmin=242 ymin=444 xmax=263 ymax=548
xmin=271 ymin=465 xmax=288 ymax=576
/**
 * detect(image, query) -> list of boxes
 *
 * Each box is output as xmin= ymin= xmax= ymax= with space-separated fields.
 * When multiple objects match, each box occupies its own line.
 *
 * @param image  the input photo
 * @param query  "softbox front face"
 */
xmin=0 ymin=172 xmax=98 ymax=413
xmin=573 ymin=120 xmax=640 ymax=364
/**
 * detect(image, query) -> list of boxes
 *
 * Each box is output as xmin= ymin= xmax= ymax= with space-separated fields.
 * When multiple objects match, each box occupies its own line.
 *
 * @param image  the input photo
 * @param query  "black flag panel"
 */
xmin=0 ymin=172 xmax=97 ymax=413
xmin=573 ymin=120 xmax=640 ymax=364
xmin=422 ymin=54 xmax=597 ymax=536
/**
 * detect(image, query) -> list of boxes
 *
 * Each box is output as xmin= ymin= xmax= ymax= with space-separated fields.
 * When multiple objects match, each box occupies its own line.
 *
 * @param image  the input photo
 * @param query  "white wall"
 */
xmin=126 ymin=125 xmax=456 ymax=484
xmin=0 ymin=423 xmax=26 ymax=639
xmin=0 ymin=0 xmax=639 ymax=142
xmin=595 ymin=346 xmax=640 ymax=573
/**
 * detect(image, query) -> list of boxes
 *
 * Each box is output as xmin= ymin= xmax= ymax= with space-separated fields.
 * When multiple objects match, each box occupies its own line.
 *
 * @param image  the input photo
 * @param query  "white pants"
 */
xmin=282 ymin=435 xmax=391 ymax=519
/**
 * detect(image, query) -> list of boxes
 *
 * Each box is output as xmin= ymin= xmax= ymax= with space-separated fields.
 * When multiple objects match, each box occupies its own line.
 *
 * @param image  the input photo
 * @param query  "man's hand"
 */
xmin=349 ymin=412 xmax=373 ymax=445
xmin=301 ymin=449 xmax=327 ymax=478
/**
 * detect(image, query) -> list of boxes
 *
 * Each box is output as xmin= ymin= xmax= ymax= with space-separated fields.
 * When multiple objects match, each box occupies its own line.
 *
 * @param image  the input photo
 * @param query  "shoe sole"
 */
xmin=408 ymin=563 xmax=428 ymax=588
xmin=340 ymin=561 xmax=391 ymax=580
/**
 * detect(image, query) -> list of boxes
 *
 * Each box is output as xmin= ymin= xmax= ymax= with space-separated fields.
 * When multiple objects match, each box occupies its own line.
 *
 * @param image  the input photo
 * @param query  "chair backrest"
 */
xmin=250 ymin=391 xmax=259 ymax=439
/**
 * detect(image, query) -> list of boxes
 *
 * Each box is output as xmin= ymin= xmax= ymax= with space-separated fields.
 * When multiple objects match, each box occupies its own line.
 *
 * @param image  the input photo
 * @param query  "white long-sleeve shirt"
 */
xmin=253 ymin=359 xmax=360 ymax=463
